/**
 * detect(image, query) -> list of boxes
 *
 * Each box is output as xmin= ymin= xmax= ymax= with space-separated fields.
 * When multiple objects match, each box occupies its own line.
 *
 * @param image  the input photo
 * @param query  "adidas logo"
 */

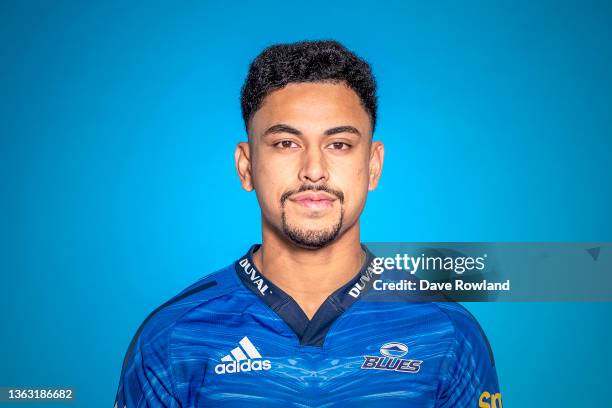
xmin=214 ymin=336 xmax=271 ymax=375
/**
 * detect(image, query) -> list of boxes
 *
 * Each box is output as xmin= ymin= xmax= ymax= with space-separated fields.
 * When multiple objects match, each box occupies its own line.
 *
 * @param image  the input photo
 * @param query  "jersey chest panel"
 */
xmin=174 ymin=301 xmax=451 ymax=408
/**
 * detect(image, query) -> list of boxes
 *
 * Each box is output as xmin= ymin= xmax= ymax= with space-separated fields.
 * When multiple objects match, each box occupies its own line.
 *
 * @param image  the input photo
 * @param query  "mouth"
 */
xmin=288 ymin=192 xmax=337 ymax=209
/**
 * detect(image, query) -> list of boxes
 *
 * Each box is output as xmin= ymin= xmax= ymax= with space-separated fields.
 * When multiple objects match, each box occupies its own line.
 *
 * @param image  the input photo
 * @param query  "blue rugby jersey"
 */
xmin=115 ymin=244 xmax=502 ymax=407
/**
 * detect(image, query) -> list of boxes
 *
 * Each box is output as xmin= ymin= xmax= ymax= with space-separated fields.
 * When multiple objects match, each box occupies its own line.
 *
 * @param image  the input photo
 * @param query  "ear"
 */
xmin=368 ymin=140 xmax=384 ymax=191
xmin=235 ymin=141 xmax=254 ymax=191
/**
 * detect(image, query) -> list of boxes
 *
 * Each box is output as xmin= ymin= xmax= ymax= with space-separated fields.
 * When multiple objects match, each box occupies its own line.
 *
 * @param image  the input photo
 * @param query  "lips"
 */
xmin=289 ymin=192 xmax=337 ymax=209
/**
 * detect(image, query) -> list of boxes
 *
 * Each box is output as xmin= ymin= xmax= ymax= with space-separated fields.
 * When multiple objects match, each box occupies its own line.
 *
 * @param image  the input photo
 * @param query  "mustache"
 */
xmin=280 ymin=184 xmax=345 ymax=206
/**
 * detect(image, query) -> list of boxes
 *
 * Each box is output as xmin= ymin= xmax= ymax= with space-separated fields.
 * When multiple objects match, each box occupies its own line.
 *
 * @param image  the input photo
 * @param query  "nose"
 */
xmin=298 ymin=145 xmax=329 ymax=184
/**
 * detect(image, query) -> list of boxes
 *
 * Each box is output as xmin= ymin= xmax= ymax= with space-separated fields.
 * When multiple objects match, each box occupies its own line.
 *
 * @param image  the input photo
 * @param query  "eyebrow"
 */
xmin=262 ymin=123 xmax=362 ymax=137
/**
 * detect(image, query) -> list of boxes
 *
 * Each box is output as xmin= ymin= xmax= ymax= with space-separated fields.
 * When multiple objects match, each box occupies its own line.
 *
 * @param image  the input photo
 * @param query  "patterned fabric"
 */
xmin=115 ymin=244 xmax=501 ymax=407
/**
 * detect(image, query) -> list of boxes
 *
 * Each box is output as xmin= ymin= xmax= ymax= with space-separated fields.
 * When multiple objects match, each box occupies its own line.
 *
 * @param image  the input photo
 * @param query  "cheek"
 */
xmin=346 ymin=185 xmax=369 ymax=214
xmin=336 ymin=163 xmax=370 ymax=211
xmin=252 ymin=158 xmax=294 ymax=211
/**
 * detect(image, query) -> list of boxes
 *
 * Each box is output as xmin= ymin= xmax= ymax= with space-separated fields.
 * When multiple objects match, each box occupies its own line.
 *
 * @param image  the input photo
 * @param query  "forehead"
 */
xmin=250 ymin=82 xmax=371 ymax=136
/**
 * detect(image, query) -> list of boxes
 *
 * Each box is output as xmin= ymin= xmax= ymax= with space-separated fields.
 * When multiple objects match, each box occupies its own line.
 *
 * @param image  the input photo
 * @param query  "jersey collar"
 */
xmin=234 ymin=243 xmax=377 ymax=347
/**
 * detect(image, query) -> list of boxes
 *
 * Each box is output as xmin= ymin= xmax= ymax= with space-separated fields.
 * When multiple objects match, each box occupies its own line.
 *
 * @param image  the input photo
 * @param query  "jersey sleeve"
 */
xmin=114 ymin=326 xmax=181 ymax=408
xmin=435 ymin=306 xmax=502 ymax=408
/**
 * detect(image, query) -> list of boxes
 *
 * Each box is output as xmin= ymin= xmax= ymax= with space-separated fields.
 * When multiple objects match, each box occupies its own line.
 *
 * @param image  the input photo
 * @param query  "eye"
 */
xmin=328 ymin=142 xmax=352 ymax=150
xmin=274 ymin=140 xmax=299 ymax=149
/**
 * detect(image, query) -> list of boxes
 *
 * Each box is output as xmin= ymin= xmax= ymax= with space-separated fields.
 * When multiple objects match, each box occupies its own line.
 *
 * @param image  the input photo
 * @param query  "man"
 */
xmin=115 ymin=40 xmax=502 ymax=407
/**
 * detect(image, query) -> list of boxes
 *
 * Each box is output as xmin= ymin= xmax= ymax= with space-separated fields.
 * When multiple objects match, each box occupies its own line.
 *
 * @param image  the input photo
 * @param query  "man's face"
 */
xmin=235 ymin=82 xmax=383 ymax=249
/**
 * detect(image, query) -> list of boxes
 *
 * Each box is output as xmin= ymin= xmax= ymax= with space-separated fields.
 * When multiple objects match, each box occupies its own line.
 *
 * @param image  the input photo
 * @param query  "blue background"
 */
xmin=1 ymin=1 xmax=611 ymax=406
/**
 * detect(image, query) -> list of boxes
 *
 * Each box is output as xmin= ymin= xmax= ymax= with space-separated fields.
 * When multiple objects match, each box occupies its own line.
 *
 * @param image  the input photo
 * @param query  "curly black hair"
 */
xmin=240 ymin=40 xmax=377 ymax=134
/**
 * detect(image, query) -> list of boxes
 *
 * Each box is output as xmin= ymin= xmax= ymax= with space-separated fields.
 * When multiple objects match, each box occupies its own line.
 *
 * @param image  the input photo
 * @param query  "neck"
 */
xmin=252 ymin=219 xmax=365 ymax=319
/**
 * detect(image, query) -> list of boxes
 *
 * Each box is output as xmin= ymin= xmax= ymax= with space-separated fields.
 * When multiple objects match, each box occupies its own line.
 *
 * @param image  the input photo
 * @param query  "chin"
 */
xmin=280 ymin=208 xmax=345 ymax=249
xmin=282 ymin=223 xmax=343 ymax=249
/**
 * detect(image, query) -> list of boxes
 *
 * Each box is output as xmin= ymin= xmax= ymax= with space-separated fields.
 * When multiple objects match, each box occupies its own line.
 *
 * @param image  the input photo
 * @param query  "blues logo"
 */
xmin=379 ymin=342 xmax=408 ymax=358
xmin=361 ymin=342 xmax=422 ymax=373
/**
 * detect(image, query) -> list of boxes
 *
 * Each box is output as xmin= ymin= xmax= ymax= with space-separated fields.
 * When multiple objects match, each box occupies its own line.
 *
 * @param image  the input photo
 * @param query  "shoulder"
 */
xmin=430 ymin=304 xmax=501 ymax=406
xmin=121 ymin=263 xmax=240 ymax=369
xmin=432 ymin=302 xmax=495 ymax=366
